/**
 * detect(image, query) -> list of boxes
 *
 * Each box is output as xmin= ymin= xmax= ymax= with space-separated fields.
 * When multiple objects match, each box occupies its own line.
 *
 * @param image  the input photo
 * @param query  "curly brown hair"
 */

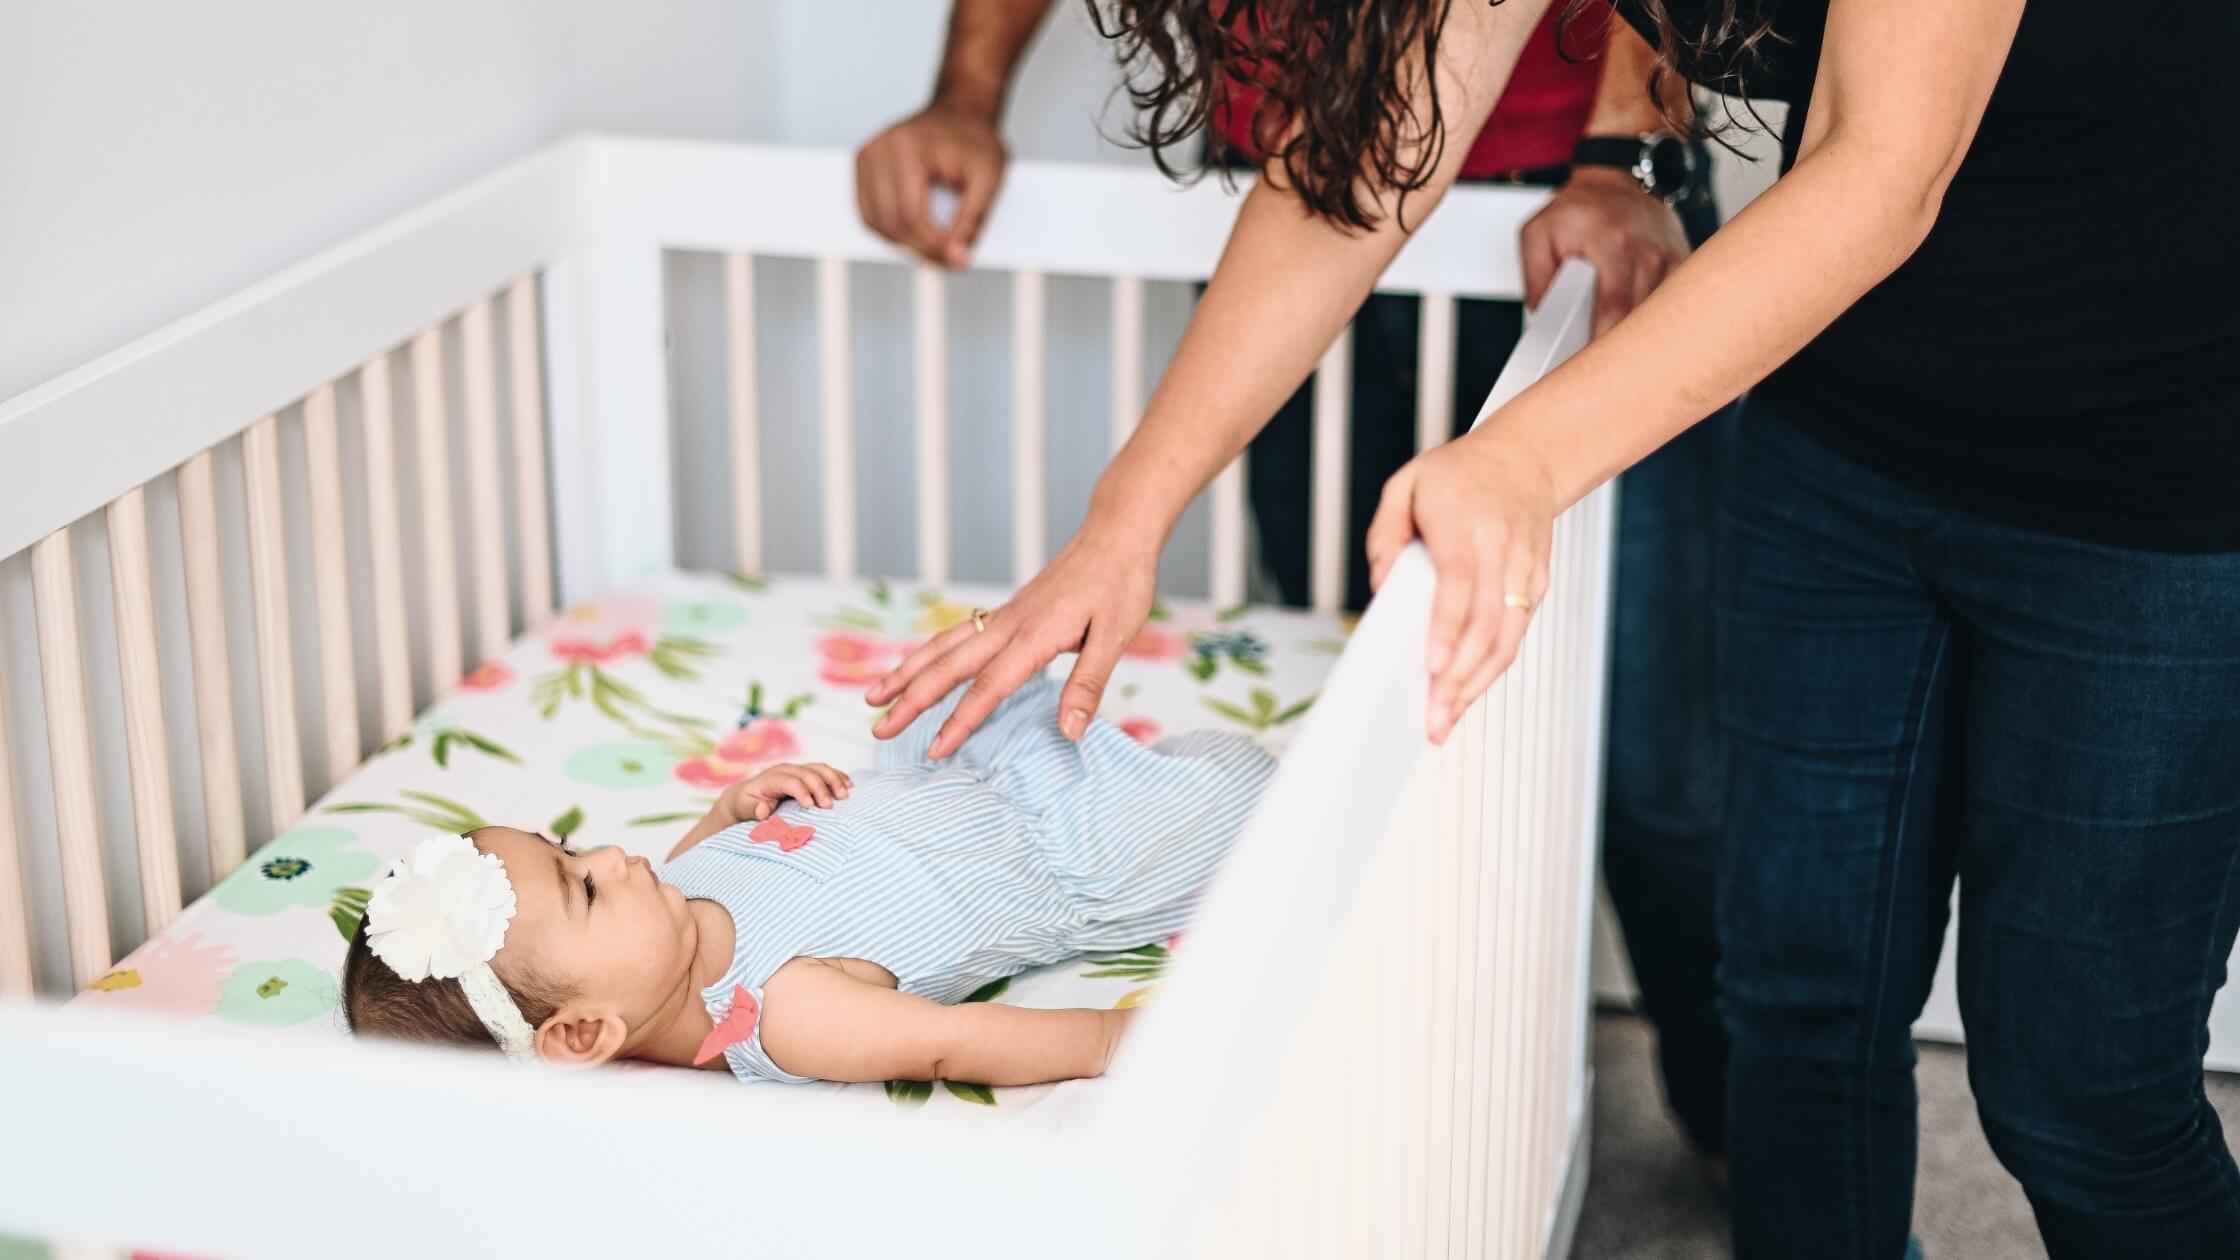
xmin=1084 ymin=0 xmax=1779 ymax=230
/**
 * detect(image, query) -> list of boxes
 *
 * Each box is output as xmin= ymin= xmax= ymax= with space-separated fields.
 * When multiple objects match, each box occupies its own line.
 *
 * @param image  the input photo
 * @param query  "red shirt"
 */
xmin=1213 ymin=2 xmax=1610 ymax=177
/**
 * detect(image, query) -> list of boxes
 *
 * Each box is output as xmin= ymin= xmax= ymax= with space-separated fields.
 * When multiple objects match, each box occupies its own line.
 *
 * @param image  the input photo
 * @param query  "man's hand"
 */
xmin=856 ymin=103 xmax=1008 ymax=268
xmin=1520 ymin=167 xmax=1691 ymax=337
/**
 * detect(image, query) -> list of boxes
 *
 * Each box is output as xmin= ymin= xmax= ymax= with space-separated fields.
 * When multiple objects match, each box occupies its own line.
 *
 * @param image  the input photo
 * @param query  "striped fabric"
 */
xmin=662 ymin=675 xmax=1276 ymax=1084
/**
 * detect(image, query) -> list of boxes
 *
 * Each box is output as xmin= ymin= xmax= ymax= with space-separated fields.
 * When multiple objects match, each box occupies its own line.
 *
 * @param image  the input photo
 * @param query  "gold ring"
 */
xmin=970 ymin=607 xmax=991 ymax=633
xmin=1503 ymin=593 xmax=1539 ymax=613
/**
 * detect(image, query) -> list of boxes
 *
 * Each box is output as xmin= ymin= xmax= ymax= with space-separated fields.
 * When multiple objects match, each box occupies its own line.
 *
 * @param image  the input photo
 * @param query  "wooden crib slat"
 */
xmin=30 ymin=529 xmax=112 ymax=985
xmin=461 ymin=298 xmax=510 ymax=663
xmin=1209 ymin=457 xmax=1246 ymax=608
xmin=357 ymin=355 xmax=414 ymax=742
xmin=724 ymin=254 xmax=765 ymax=578
xmin=1109 ymin=274 xmax=1144 ymax=455
xmin=410 ymin=326 xmax=465 ymax=692
xmin=104 ymin=486 xmax=183 ymax=933
xmin=1310 ymin=328 xmax=1353 ymax=614
xmin=1417 ymin=293 xmax=1457 ymax=454
xmin=0 ymin=640 xmax=34 ymax=996
xmin=1010 ymin=269 xmax=1047 ymax=583
xmin=816 ymin=256 xmax=856 ymax=579
xmin=505 ymin=276 xmax=555 ymax=629
xmin=301 ymin=384 xmax=362 ymax=784
xmin=175 ymin=452 xmax=246 ymax=876
xmin=242 ymin=415 xmax=306 ymax=829
xmin=912 ymin=264 xmax=949 ymax=585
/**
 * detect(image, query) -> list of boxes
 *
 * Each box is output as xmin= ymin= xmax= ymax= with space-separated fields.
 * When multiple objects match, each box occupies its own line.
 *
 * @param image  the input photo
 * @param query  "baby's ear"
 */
xmin=535 ymin=1007 xmax=626 ymax=1069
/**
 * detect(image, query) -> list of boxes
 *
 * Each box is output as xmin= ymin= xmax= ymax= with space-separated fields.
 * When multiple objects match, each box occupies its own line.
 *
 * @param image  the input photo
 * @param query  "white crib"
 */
xmin=0 ymin=137 xmax=1611 ymax=1259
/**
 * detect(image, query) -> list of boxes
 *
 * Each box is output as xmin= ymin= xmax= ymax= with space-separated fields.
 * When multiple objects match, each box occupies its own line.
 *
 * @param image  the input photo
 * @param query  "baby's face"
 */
xmin=474 ymin=827 xmax=695 ymax=1028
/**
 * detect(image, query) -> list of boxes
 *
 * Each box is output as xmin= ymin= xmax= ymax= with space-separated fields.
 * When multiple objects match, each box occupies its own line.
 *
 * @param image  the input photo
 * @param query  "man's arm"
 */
xmin=1521 ymin=16 xmax=1695 ymax=334
xmin=856 ymin=0 xmax=1057 ymax=266
xmin=759 ymin=957 xmax=1127 ymax=1085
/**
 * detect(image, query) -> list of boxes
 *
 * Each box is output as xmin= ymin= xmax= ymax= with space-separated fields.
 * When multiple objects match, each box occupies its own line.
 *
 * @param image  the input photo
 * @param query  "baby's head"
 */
xmin=343 ymin=826 xmax=696 ymax=1067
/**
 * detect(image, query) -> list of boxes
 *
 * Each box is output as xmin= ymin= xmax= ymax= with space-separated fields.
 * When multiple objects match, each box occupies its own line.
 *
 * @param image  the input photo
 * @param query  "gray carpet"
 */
xmin=1571 ymin=1012 xmax=2240 ymax=1259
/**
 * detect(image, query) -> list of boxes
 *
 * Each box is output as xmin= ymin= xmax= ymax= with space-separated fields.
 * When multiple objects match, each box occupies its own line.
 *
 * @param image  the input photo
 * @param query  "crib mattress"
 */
xmin=72 ymin=570 xmax=1347 ymax=1116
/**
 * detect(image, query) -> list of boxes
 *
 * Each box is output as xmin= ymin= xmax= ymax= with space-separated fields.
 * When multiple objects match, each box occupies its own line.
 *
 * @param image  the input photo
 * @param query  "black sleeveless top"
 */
xmin=1612 ymin=0 xmax=2240 ymax=551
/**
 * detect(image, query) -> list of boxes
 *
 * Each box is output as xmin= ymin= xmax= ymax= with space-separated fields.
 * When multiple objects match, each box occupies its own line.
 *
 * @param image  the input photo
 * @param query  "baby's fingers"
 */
xmin=809 ymin=762 xmax=852 ymax=801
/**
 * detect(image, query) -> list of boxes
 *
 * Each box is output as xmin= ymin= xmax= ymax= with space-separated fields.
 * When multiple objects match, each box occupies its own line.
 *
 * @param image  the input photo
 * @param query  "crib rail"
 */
xmin=0 ymin=278 xmax=559 ymax=995
xmin=1094 ymin=261 xmax=1608 ymax=1260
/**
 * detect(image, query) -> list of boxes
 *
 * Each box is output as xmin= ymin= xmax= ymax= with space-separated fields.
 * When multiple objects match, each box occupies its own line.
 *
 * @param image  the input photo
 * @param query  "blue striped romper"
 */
xmin=660 ymin=676 xmax=1276 ymax=1084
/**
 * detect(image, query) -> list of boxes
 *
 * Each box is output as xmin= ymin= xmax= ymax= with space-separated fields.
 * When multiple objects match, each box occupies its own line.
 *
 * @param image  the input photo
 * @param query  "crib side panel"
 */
xmin=0 ymin=275 xmax=564 ymax=998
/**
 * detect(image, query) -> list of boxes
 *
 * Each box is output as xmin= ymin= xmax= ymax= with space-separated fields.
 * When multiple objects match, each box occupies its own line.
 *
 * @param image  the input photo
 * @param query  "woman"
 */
xmin=868 ymin=1 xmax=2240 ymax=1256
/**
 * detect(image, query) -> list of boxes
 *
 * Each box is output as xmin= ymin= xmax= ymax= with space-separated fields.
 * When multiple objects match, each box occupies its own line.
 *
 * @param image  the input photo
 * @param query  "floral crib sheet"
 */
xmin=71 ymin=570 xmax=1350 ymax=1118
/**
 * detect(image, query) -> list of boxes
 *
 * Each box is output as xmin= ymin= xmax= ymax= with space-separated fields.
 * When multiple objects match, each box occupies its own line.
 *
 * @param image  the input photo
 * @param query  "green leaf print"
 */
xmin=550 ymin=806 xmax=586 ymax=841
xmin=457 ymin=731 xmax=523 ymax=765
xmin=327 ymin=789 xmax=489 ymax=835
xmin=943 ymin=1081 xmax=998 ymax=1106
xmin=962 ymin=976 xmax=1011 ymax=1004
xmin=1201 ymin=690 xmax=1316 ymax=734
xmin=885 ymin=1078 xmax=933 ymax=1109
xmin=1187 ymin=656 xmax=1218 ymax=683
xmin=329 ymin=886 xmax=373 ymax=940
xmin=627 ymin=810 xmax=707 ymax=828
xmin=1080 ymin=942 xmax=1170 ymax=982
xmin=728 ymin=572 xmax=770 ymax=592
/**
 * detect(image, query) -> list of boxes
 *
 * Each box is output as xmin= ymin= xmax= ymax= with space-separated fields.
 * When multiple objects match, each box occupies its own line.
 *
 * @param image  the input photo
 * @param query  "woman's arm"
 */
xmin=1367 ymin=0 xmax=2026 ymax=740
xmin=758 ymin=958 xmax=1128 ymax=1085
xmin=868 ymin=0 xmax=1559 ymax=757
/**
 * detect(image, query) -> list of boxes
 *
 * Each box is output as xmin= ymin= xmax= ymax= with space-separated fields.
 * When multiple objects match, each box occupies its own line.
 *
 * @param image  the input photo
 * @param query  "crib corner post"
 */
xmin=541 ymin=239 xmax=675 ymax=608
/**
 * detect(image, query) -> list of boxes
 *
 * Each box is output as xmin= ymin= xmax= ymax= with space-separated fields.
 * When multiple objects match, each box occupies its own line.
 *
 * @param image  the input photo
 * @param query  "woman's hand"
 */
xmin=866 ymin=520 xmax=1161 ymax=759
xmin=1365 ymin=432 xmax=1560 ymax=744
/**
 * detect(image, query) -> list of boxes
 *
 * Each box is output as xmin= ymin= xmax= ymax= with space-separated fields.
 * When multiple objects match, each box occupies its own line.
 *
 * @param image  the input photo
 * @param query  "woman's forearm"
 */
xmin=1084 ymin=0 xmax=1554 ymax=544
xmin=1474 ymin=0 xmax=2020 ymax=509
xmin=1476 ymin=139 xmax=1950 ymax=509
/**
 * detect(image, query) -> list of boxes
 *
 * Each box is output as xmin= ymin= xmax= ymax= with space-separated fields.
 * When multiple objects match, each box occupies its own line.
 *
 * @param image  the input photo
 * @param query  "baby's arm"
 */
xmin=666 ymin=762 xmax=853 ymax=861
xmin=759 ymin=957 xmax=1131 ymax=1086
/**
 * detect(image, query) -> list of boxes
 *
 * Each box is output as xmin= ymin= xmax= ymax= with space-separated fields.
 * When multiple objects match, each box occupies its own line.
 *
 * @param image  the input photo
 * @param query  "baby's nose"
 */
xmin=589 ymin=844 xmax=629 ymax=877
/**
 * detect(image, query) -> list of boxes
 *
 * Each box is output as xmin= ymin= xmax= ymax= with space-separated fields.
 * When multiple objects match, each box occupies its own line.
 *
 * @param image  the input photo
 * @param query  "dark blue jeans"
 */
xmin=1716 ymin=401 xmax=2240 ymax=1258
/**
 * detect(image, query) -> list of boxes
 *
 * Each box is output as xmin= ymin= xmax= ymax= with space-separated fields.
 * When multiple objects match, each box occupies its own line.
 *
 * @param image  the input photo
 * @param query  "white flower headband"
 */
xmin=365 ymin=834 xmax=538 ymax=1063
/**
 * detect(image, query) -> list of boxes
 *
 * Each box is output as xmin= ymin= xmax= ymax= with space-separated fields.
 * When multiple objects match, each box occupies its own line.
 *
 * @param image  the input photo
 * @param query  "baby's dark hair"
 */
xmin=340 ymin=887 xmax=572 ymax=1054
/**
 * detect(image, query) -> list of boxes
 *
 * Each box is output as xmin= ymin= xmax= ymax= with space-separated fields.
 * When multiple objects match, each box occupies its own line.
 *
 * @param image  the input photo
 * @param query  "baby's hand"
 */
xmin=667 ymin=763 xmax=853 ymax=863
xmin=724 ymin=762 xmax=853 ymax=821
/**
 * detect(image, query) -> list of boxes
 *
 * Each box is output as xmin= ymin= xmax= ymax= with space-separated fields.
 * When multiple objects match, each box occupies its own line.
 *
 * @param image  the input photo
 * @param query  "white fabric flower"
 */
xmin=365 ymin=835 xmax=518 ymax=982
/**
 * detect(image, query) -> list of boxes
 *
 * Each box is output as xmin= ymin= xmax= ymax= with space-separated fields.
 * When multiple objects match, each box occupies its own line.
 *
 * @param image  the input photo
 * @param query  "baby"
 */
xmin=341 ymin=677 xmax=1274 ymax=1086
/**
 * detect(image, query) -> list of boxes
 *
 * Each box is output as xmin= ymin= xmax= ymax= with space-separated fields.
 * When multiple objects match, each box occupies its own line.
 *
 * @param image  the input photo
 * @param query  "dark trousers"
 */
xmin=1716 ymin=401 xmax=2240 ymax=1258
xmin=1245 ymin=173 xmax=1734 ymax=1157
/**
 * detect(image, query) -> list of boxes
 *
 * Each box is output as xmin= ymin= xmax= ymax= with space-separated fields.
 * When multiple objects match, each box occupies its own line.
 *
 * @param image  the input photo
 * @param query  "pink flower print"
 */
xmin=550 ymin=629 xmax=648 ymax=664
xmin=558 ymin=593 xmax=661 ymax=639
xmin=751 ymin=817 xmax=815 ymax=852
xmin=1124 ymin=625 xmax=1185 ymax=661
xmin=1120 ymin=716 xmax=1162 ymax=744
xmin=817 ymin=632 xmax=905 ymax=686
xmin=550 ymin=594 xmax=660 ymax=662
xmin=79 ymin=934 xmax=238 ymax=1018
xmin=673 ymin=718 xmax=803 ymax=790
xmin=458 ymin=661 xmax=514 ymax=692
xmin=694 ymin=985 xmax=762 ymax=1065
xmin=721 ymin=717 xmax=802 ymax=764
